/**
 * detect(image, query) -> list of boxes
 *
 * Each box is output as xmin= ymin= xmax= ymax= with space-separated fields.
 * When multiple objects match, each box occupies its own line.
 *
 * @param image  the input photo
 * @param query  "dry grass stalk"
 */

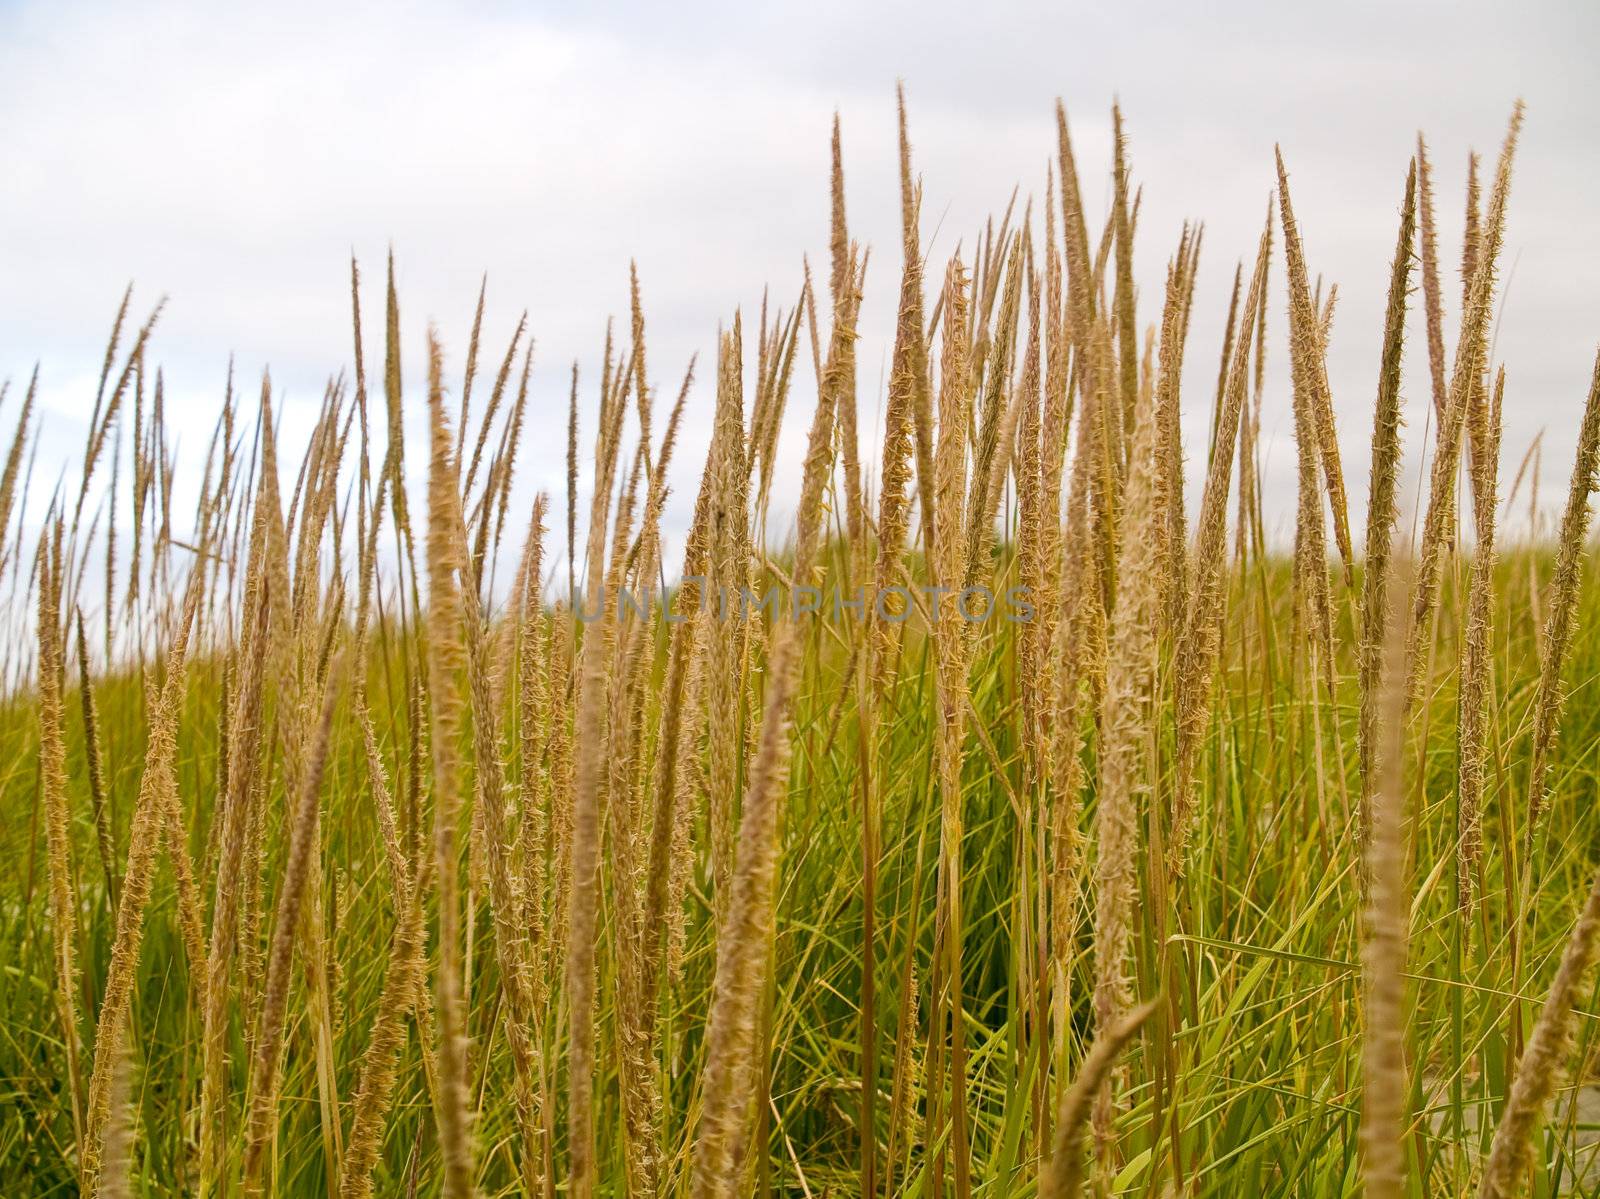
xmin=1049 ymin=355 xmax=1103 ymax=1046
xmin=1456 ymin=366 xmax=1504 ymax=917
xmin=1055 ymin=103 xmax=1121 ymax=598
xmin=1017 ymin=262 xmax=1049 ymax=785
xmin=950 ymin=231 xmax=1029 ymax=1196
xmin=84 ymin=284 xmax=131 ymax=445
xmin=1237 ymin=229 xmax=1271 ymax=565
xmin=565 ymin=327 xmax=628 ymax=1199
xmin=607 ymin=345 xmax=695 ymax=1199
xmin=1090 ymin=315 xmax=1166 ymax=1160
xmin=1039 ymin=1000 xmax=1157 ymax=1199
xmin=240 ymin=670 xmax=341 ymax=1194
xmin=885 ymin=931 xmax=925 ymax=1193
xmin=462 ymin=310 xmax=527 ymax=505
xmin=875 ymin=102 xmax=926 ymax=677
xmin=1168 ymin=219 xmax=1271 ymax=875
xmin=702 ymin=323 xmax=750 ymax=906
xmin=642 ymin=407 xmax=720 ymax=1006
xmin=962 ymin=239 xmax=1027 ymax=590
xmin=157 ymin=718 xmax=206 ymax=971
xmin=82 ymin=577 xmax=201 ymax=1190
xmin=749 ymin=298 xmax=802 ymax=525
xmin=94 ymin=1023 xmax=136 ymax=1199
xmin=36 ymin=528 xmax=88 ymax=1169
xmin=1282 ymin=234 xmax=1340 ymax=705
xmin=691 ymin=267 xmax=841 ymax=1199
xmin=196 ymin=500 xmax=273 ymax=1198
xmin=456 ymin=277 xmax=487 ymax=465
xmin=76 ymin=610 xmax=118 ymax=908
xmin=234 ymin=379 xmax=289 ymax=1026
xmin=1462 ymin=151 xmax=1482 ymax=307
xmin=1362 ymin=564 xmax=1413 ymax=1199
xmin=1111 ymin=104 xmax=1140 ymax=452
xmin=422 ymin=332 xmax=477 ymax=1199
xmin=76 ymin=298 xmax=165 ymax=528
xmin=1039 ymin=176 xmax=1076 ymax=656
xmin=512 ymin=495 xmax=550 ymax=971
xmin=1319 ymin=283 xmax=1339 ymax=350
xmin=830 ymin=116 xmax=865 ymax=564
xmin=458 ymin=489 xmax=543 ymax=1193
xmin=928 ymin=251 xmax=979 ymax=1197
xmin=359 ymin=689 xmax=409 ymax=897
xmin=1458 ymin=152 xmax=1496 ymax=519
xmin=566 ymin=365 xmax=579 ymax=603
xmin=488 ymin=340 xmax=535 ymax=563
xmin=896 ymin=86 xmax=937 ymax=569
xmin=340 ymin=855 xmax=435 ymax=1199
xmin=1357 ymin=164 xmax=1418 ymax=815
xmin=1029 ymin=244 xmax=1082 ymax=1085
xmin=1210 ymin=264 xmax=1243 ymax=460
xmin=1405 ymin=105 xmax=1523 ymax=707
xmin=0 ymin=371 xmax=37 ymax=582
xmin=1155 ymin=231 xmax=1195 ymax=627
xmin=1276 ymin=148 xmax=1355 ymax=584
xmin=1414 ymin=137 xmax=1449 ymax=427
xmin=1526 ymin=350 xmax=1600 ymax=831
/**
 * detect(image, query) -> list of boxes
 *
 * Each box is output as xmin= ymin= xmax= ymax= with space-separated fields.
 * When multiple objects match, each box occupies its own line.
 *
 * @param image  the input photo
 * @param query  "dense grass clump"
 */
xmin=6 ymin=93 xmax=1600 ymax=1198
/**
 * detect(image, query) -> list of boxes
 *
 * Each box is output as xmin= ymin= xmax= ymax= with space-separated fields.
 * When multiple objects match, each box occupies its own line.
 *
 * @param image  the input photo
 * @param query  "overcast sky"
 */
xmin=3 ymin=0 xmax=1597 ymax=583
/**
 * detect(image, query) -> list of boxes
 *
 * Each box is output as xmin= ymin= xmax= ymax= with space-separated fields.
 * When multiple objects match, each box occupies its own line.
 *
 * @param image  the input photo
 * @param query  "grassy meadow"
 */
xmin=6 ymin=95 xmax=1600 ymax=1197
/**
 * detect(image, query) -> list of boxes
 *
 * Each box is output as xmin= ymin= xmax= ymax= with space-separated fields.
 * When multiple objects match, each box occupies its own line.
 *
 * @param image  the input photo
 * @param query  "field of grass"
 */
xmin=4 ymin=96 xmax=1600 ymax=1198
